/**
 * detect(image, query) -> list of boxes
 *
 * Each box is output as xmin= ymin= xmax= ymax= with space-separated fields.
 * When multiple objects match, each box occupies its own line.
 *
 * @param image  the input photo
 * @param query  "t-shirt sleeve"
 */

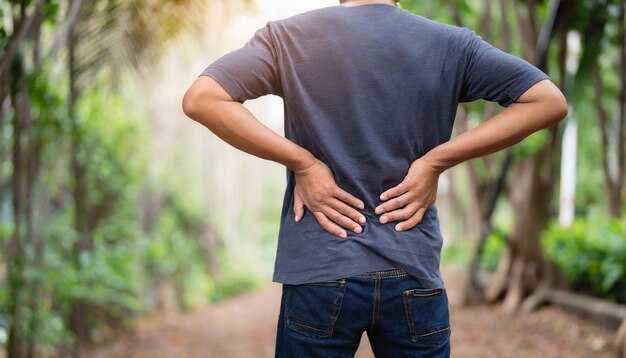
xmin=199 ymin=23 xmax=282 ymax=103
xmin=458 ymin=28 xmax=550 ymax=107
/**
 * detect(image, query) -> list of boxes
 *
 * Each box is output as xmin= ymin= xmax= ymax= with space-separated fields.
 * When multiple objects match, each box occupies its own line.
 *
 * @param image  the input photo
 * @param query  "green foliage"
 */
xmin=441 ymin=226 xmax=506 ymax=272
xmin=572 ymin=98 xmax=607 ymax=211
xmin=0 ymin=222 xmax=13 ymax=246
xmin=512 ymin=129 xmax=552 ymax=159
xmin=209 ymin=248 xmax=264 ymax=303
xmin=144 ymin=197 xmax=214 ymax=310
xmin=20 ymin=82 xmax=148 ymax=344
xmin=481 ymin=228 xmax=506 ymax=272
xmin=542 ymin=214 xmax=626 ymax=303
xmin=1 ymin=0 xmax=266 ymax=353
xmin=441 ymin=241 xmax=472 ymax=268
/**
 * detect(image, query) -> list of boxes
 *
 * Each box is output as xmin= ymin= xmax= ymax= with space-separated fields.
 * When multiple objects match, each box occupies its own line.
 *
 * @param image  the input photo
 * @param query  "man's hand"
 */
xmin=374 ymin=157 xmax=442 ymax=232
xmin=293 ymin=158 xmax=367 ymax=238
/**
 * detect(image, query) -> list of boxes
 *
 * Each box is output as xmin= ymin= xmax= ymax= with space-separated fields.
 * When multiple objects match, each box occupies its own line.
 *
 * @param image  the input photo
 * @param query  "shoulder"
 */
xmin=263 ymin=6 xmax=475 ymax=48
xmin=414 ymin=15 xmax=474 ymax=43
xmin=267 ymin=6 xmax=341 ymax=27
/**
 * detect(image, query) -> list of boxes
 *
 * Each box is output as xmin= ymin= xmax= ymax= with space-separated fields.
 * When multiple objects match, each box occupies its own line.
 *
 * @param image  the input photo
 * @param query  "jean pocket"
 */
xmin=284 ymin=279 xmax=346 ymax=338
xmin=402 ymin=287 xmax=451 ymax=344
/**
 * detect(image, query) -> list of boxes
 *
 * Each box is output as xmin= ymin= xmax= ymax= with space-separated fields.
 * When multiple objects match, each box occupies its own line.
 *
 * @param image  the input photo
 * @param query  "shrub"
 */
xmin=542 ymin=214 xmax=626 ymax=303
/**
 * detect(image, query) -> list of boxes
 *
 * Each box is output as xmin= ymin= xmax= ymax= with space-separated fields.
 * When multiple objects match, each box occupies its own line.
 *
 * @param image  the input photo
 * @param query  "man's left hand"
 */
xmin=374 ymin=157 xmax=442 ymax=231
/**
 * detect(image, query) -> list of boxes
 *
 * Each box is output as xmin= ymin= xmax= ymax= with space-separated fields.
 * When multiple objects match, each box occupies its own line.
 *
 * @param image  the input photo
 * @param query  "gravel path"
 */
xmin=83 ymin=269 xmax=618 ymax=358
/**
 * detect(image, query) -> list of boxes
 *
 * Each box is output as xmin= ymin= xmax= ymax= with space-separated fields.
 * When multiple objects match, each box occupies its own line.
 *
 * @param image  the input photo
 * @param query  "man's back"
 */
xmin=201 ymin=4 xmax=549 ymax=288
xmin=185 ymin=1 xmax=566 ymax=355
xmin=273 ymin=5 xmax=463 ymax=207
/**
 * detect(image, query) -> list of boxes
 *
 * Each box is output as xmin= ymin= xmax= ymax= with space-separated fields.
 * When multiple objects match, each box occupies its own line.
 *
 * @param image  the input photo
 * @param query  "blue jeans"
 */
xmin=275 ymin=268 xmax=451 ymax=357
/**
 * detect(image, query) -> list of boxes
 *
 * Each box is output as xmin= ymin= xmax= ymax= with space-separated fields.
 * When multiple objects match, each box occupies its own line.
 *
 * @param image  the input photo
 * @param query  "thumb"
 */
xmin=293 ymin=191 xmax=304 ymax=222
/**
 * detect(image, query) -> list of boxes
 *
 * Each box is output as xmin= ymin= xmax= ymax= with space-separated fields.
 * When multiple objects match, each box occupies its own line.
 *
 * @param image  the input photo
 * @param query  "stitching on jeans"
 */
xmin=369 ymin=279 xmax=376 ymax=330
xmin=288 ymin=321 xmax=331 ymax=333
xmin=354 ymin=273 xmax=408 ymax=279
xmin=381 ymin=273 xmax=408 ymax=279
xmin=403 ymin=288 xmax=444 ymax=296
xmin=328 ymin=281 xmax=346 ymax=334
xmin=402 ymin=293 xmax=415 ymax=340
xmin=414 ymin=326 xmax=450 ymax=337
xmin=411 ymin=328 xmax=451 ymax=344
xmin=357 ymin=268 xmax=406 ymax=276
xmin=370 ymin=277 xmax=380 ymax=330
xmin=402 ymin=291 xmax=451 ymax=344
xmin=284 ymin=281 xmax=346 ymax=339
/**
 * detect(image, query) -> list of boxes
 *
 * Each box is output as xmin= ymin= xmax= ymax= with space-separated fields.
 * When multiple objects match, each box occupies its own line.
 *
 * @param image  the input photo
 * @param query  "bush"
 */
xmin=440 ymin=226 xmax=506 ymax=272
xmin=481 ymin=227 xmax=507 ymax=272
xmin=542 ymin=214 xmax=626 ymax=303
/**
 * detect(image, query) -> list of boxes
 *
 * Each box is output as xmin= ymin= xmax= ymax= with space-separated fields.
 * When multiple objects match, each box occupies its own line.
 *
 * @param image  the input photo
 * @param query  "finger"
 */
xmin=375 ymin=191 xmax=413 ymax=215
xmin=394 ymin=207 xmax=427 ymax=232
xmin=379 ymin=182 xmax=409 ymax=201
xmin=329 ymin=198 xmax=367 ymax=225
xmin=321 ymin=204 xmax=363 ymax=234
xmin=333 ymin=187 xmax=365 ymax=210
xmin=313 ymin=211 xmax=348 ymax=238
xmin=378 ymin=203 xmax=419 ymax=225
xmin=293 ymin=192 xmax=304 ymax=222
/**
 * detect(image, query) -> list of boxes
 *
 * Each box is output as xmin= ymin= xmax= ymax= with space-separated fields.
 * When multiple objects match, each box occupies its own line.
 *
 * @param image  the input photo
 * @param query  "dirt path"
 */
xmin=84 ymin=269 xmax=618 ymax=358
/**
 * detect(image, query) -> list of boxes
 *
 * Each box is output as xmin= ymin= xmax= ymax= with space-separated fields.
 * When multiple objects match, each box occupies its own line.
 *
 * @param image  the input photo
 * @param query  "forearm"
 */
xmin=183 ymin=77 xmax=317 ymax=173
xmin=422 ymin=81 xmax=568 ymax=172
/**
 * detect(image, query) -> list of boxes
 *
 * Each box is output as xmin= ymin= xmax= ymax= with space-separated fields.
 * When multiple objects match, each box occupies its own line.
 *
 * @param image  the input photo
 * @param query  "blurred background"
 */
xmin=0 ymin=0 xmax=625 ymax=357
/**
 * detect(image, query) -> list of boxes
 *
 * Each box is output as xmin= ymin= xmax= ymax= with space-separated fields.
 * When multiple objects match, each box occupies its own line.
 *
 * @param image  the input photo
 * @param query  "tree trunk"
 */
xmin=500 ymin=155 xmax=552 ymax=312
xmin=463 ymin=148 xmax=514 ymax=305
xmin=592 ymin=63 xmax=621 ymax=217
xmin=25 ymin=14 xmax=45 ymax=357
xmin=460 ymin=0 xmax=517 ymax=306
xmin=615 ymin=0 xmax=626 ymax=218
xmin=0 ymin=0 xmax=45 ymax=105
xmin=5 ymin=4 xmax=46 ymax=356
xmin=481 ymin=0 xmax=568 ymax=312
xmin=591 ymin=1 xmax=625 ymax=218
xmin=67 ymin=20 xmax=92 ymax=344
xmin=7 ymin=62 xmax=27 ymax=358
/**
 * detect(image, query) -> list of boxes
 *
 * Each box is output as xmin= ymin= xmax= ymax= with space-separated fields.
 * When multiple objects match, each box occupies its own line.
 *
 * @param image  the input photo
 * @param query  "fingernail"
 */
xmin=359 ymin=216 xmax=366 ymax=224
xmin=359 ymin=203 xmax=365 ymax=209
xmin=395 ymin=224 xmax=402 ymax=231
xmin=340 ymin=231 xmax=347 ymax=238
xmin=375 ymin=207 xmax=381 ymax=215
xmin=294 ymin=215 xmax=299 ymax=222
xmin=380 ymin=216 xmax=388 ymax=224
xmin=354 ymin=226 xmax=362 ymax=233
xmin=380 ymin=195 xmax=387 ymax=200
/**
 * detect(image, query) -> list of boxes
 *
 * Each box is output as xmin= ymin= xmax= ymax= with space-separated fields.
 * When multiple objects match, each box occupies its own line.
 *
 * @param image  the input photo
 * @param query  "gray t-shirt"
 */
xmin=200 ymin=3 xmax=549 ymax=289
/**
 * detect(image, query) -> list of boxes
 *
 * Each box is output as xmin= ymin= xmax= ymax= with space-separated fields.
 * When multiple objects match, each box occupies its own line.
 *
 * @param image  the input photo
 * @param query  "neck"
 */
xmin=340 ymin=0 xmax=397 ymax=6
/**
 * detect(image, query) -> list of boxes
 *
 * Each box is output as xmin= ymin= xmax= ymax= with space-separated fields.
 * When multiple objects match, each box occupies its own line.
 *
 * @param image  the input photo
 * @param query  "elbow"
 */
xmin=554 ymin=94 xmax=569 ymax=122
xmin=182 ymin=77 xmax=227 ymax=125
xmin=549 ymin=85 xmax=569 ymax=124
xmin=182 ymin=86 xmax=203 ymax=120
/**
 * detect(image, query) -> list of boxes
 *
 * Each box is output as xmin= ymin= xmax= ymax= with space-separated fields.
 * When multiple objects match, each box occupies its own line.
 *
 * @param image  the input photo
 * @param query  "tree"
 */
xmin=401 ymin=0 xmax=624 ymax=312
xmin=591 ymin=0 xmax=626 ymax=218
xmin=0 ymin=0 xmax=212 ymax=354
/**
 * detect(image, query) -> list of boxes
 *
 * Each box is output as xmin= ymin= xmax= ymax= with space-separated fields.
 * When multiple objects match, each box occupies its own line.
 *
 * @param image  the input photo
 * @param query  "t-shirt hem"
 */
xmin=503 ymin=72 xmax=550 ymax=107
xmin=200 ymin=66 xmax=245 ymax=103
xmin=273 ymin=267 xmax=445 ymax=290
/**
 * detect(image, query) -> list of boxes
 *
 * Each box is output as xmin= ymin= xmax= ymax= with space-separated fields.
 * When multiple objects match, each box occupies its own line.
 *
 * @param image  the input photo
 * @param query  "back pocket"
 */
xmin=402 ymin=287 xmax=451 ymax=344
xmin=285 ymin=279 xmax=346 ymax=338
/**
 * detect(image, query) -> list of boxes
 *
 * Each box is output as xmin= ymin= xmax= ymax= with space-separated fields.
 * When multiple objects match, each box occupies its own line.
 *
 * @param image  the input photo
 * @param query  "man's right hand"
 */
xmin=293 ymin=158 xmax=367 ymax=238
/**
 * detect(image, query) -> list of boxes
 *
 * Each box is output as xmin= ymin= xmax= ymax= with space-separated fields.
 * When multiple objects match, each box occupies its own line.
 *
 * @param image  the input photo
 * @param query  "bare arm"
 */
xmin=182 ymin=75 xmax=317 ymax=173
xmin=182 ymin=75 xmax=366 ymax=238
xmin=375 ymin=79 xmax=568 ymax=231
xmin=420 ymin=79 xmax=568 ymax=172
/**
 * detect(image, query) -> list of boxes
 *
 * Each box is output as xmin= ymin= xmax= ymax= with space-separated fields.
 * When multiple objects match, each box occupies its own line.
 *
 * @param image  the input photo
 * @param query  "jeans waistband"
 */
xmin=351 ymin=267 xmax=408 ymax=279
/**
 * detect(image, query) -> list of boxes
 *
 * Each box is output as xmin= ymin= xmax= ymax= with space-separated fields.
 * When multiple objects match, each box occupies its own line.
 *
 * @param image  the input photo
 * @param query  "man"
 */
xmin=182 ymin=0 xmax=568 ymax=356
